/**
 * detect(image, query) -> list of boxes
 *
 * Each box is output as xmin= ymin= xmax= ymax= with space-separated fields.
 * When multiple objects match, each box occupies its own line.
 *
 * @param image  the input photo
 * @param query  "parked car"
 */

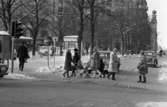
xmin=143 ymin=51 xmax=158 ymax=67
xmin=0 ymin=63 xmax=8 ymax=77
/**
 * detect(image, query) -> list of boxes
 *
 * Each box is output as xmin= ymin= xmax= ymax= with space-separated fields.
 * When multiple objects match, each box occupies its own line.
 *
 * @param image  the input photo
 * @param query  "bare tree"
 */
xmin=71 ymin=0 xmax=85 ymax=56
xmin=20 ymin=0 xmax=51 ymax=55
xmin=0 ymin=0 xmax=21 ymax=31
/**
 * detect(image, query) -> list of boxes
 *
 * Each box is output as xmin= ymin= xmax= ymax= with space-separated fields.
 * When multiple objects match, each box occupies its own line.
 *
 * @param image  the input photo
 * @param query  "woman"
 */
xmin=63 ymin=49 xmax=72 ymax=78
xmin=71 ymin=48 xmax=81 ymax=77
xmin=108 ymin=48 xmax=120 ymax=80
xmin=92 ymin=48 xmax=101 ymax=77
xmin=137 ymin=52 xmax=148 ymax=83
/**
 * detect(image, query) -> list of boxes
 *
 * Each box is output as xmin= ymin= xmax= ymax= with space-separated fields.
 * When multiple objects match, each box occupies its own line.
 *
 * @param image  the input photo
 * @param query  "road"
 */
xmin=1 ymin=54 xmax=167 ymax=107
xmin=0 ymin=79 xmax=167 ymax=107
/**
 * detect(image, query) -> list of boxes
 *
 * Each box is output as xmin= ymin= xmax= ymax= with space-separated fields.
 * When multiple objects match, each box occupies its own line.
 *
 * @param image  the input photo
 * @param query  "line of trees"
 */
xmin=0 ymin=0 xmax=151 ymax=55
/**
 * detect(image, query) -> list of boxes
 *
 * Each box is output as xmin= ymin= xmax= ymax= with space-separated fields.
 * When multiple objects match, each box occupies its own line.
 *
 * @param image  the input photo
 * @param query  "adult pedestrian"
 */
xmin=92 ymin=48 xmax=101 ymax=76
xmin=63 ymin=49 xmax=72 ymax=78
xmin=17 ymin=42 xmax=29 ymax=71
xmin=71 ymin=48 xmax=80 ymax=77
xmin=107 ymin=48 xmax=120 ymax=80
xmin=137 ymin=52 xmax=148 ymax=83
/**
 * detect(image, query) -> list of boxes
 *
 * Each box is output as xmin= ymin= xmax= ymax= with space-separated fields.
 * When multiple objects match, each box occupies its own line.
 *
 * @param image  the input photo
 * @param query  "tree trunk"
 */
xmin=78 ymin=0 xmax=84 ymax=57
xmin=90 ymin=4 xmax=95 ymax=55
xmin=32 ymin=34 xmax=37 ymax=56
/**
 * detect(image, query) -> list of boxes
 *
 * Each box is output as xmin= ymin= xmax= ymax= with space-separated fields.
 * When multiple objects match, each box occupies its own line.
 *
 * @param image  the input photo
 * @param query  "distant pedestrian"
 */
xmin=137 ymin=52 xmax=148 ymax=83
xmin=107 ymin=48 xmax=119 ymax=80
xmin=17 ymin=42 xmax=29 ymax=71
xmin=92 ymin=48 xmax=101 ymax=77
xmin=99 ymin=58 xmax=105 ymax=78
xmin=159 ymin=49 xmax=163 ymax=57
xmin=71 ymin=48 xmax=80 ymax=77
xmin=63 ymin=49 xmax=72 ymax=78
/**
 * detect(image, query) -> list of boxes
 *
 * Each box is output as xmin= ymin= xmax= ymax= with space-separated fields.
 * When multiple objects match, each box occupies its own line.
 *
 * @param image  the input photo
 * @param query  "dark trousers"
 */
xmin=19 ymin=58 xmax=25 ymax=71
xmin=63 ymin=70 xmax=70 ymax=78
xmin=107 ymin=72 xmax=116 ymax=80
xmin=71 ymin=65 xmax=77 ymax=77
xmin=138 ymin=74 xmax=147 ymax=83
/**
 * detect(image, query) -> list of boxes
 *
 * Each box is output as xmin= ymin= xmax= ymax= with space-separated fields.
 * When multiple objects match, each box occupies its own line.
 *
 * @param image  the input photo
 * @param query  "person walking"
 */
xmin=63 ymin=49 xmax=72 ymax=78
xmin=71 ymin=48 xmax=80 ymax=77
xmin=17 ymin=42 xmax=29 ymax=71
xmin=137 ymin=52 xmax=148 ymax=83
xmin=107 ymin=48 xmax=119 ymax=80
xmin=92 ymin=48 xmax=101 ymax=77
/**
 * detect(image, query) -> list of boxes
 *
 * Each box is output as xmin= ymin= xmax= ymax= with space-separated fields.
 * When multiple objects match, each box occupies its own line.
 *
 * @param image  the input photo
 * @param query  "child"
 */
xmin=137 ymin=52 xmax=148 ymax=83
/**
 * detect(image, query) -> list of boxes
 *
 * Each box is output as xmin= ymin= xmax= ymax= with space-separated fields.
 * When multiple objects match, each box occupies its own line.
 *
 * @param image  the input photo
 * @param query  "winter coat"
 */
xmin=73 ymin=53 xmax=80 ymax=65
xmin=64 ymin=51 xmax=72 ymax=71
xmin=108 ymin=52 xmax=120 ymax=73
xmin=137 ymin=55 xmax=148 ymax=74
xmin=99 ymin=58 xmax=105 ymax=71
xmin=17 ymin=45 xmax=29 ymax=60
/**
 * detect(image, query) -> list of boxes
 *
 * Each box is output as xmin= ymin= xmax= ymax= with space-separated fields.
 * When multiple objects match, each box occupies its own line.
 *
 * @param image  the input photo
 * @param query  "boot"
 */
xmin=137 ymin=75 xmax=142 ymax=83
xmin=112 ymin=73 xmax=116 ymax=80
xmin=143 ymin=76 xmax=147 ymax=83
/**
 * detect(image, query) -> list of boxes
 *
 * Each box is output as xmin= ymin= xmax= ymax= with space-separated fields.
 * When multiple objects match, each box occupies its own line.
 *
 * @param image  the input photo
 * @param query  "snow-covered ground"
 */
xmin=4 ymin=73 xmax=36 ymax=80
xmin=136 ymin=102 xmax=167 ymax=107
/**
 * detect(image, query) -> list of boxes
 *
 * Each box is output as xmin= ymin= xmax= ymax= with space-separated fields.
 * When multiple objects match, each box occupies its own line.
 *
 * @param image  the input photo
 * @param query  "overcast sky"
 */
xmin=147 ymin=0 xmax=167 ymax=49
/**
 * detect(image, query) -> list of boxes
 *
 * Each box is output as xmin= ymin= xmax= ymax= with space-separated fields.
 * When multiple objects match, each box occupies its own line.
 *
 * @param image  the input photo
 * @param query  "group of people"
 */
xmin=64 ymin=48 xmax=149 ymax=83
xmin=63 ymin=48 xmax=121 ymax=80
xmin=63 ymin=48 xmax=81 ymax=78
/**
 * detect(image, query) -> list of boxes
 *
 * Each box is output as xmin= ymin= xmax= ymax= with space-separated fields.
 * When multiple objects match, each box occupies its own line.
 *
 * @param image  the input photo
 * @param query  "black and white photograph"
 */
xmin=0 ymin=0 xmax=167 ymax=107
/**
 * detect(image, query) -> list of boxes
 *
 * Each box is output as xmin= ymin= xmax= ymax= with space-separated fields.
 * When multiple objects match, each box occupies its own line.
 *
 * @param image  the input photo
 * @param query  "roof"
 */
xmin=64 ymin=35 xmax=78 ymax=38
xmin=19 ymin=36 xmax=32 ymax=40
xmin=0 ymin=31 xmax=10 ymax=36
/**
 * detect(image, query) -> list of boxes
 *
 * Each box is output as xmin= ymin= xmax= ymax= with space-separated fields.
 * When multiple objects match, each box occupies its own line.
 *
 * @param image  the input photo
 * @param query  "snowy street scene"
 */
xmin=0 ymin=0 xmax=167 ymax=107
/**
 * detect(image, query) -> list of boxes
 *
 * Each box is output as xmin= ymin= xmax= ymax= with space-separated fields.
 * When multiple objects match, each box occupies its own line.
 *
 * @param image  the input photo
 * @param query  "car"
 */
xmin=143 ymin=51 xmax=158 ymax=67
xmin=0 ymin=64 xmax=8 ymax=77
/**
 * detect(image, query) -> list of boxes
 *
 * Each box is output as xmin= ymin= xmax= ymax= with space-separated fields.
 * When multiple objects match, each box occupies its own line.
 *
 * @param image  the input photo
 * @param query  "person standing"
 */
xmin=63 ymin=49 xmax=72 ymax=78
xmin=17 ymin=42 xmax=29 ymax=71
xmin=137 ymin=52 xmax=148 ymax=83
xmin=107 ymin=48 xmax=119 ymax=80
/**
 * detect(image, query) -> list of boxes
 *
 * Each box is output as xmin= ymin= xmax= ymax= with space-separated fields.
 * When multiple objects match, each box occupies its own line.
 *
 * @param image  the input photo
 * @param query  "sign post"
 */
xmin=11 ymin=37 xmax=15 ymax=73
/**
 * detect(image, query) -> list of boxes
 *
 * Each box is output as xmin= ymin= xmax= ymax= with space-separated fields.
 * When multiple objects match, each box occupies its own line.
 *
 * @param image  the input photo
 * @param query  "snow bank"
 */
xmin=4 ymin=73 xmax=36 ymax=80
xmin=35 ymin=66 xmax=64 ymax=79
xmin=161 ymin=61 xmax=167 ymax=66
xmin=136 ymin=102 xmax=167 ymax=107
xmin=36 ymin=66 xmax=52 ymax=73
xmin=158 ymin=68 xmax=167 ymax=82
xmin=35 ymin=66 xmax=64 ymax=73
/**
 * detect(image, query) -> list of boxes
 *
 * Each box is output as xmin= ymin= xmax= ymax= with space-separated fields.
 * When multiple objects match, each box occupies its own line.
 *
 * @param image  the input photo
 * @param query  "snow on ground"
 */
xmin=4 ymin=73 xmax=36 ymax=80
xmin=136 ymin=102 xmax=167 ymax=107
xmin=158 ymin=68 xmax=167 ymax=82
xmin=161 ymin=61 xmax=167 ymax=66
xmin=158 ymin=61 xmax=167 ymax=83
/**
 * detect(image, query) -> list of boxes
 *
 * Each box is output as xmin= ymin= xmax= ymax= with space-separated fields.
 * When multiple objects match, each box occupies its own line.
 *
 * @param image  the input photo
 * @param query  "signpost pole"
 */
xmin=11 ymin=37 xmax=15 ymax=73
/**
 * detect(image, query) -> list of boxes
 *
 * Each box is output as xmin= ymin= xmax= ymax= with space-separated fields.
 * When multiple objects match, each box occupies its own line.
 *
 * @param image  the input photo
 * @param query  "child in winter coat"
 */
xmin=137 ymin=52 xmax=148 ymax=83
